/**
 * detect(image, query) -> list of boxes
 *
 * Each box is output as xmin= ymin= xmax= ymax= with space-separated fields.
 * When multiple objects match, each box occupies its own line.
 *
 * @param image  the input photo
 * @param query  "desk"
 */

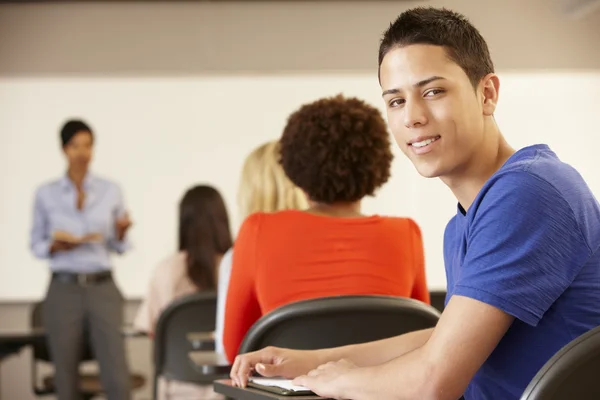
xmin=188 ymin=350 xmax=231 ymax=377
xmin=121 ymin=326 xmax=148 ymax=338
xmin=186 ymin=331 xmax=215 ymax=351
xmin=0 ymin=328 xmax=45 ymax=361
xmin=214 ymin=379 xmax=330 ymax=400
xmin=0 ymin=329 xmax=46 ymax=400
xmin=0 ymin=327 xmax=145 ymax=398
xmin=1 ymin=327 xmax=144 ymax=361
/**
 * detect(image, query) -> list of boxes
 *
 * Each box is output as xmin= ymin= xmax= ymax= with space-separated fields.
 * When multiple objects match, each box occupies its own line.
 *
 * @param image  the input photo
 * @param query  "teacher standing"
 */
xmin=30 ymin=119 xmax=133 ymax=400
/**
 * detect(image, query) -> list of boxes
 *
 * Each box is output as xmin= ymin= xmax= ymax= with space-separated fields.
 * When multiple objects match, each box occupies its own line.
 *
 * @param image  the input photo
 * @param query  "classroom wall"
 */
xmin=2 ymin=72 xmax=600 ymax=303
xmin=0 ymin=0 xmax=598 ymax=303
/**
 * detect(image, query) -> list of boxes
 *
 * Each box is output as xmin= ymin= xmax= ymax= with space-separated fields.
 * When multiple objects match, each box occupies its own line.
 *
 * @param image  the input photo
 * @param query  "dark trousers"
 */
xmin=43 ymin=275 xmax=132 ymax=400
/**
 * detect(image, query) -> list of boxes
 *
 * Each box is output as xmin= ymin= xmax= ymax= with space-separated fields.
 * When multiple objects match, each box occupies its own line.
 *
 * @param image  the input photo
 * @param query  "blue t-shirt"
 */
xmin=444 ymin=144 xmax=600 ymax=399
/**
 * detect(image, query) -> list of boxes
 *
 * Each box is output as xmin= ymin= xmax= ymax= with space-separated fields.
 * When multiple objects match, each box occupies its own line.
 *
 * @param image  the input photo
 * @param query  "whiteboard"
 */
xmin=1 ymin=73 xmax=598 ymax=301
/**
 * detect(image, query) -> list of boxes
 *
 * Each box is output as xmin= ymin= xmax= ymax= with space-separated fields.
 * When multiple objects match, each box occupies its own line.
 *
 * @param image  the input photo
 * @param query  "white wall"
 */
xmin=1 ymin=73 xmax=599 ymax=301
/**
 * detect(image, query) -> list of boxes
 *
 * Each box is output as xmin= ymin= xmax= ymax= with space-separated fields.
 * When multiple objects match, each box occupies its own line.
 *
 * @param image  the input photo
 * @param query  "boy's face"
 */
xmin=380 ymin=44 xmax=490 ymax=179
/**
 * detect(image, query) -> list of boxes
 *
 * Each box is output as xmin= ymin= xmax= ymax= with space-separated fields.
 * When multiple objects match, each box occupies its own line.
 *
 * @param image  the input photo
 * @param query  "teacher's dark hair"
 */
xmin=179 ymin=185 xmax=233 ymax=290
xmin=60 ymin=119 xmax=94 ymax=147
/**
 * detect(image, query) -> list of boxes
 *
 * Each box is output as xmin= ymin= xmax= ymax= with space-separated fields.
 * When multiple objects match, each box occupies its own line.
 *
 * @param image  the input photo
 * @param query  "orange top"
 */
xmin=222 ymin=210 xmax=429 ymax=362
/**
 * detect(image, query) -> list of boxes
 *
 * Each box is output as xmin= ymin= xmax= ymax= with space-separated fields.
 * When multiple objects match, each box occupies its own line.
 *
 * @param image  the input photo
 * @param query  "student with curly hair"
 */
xmin=222 ymin=94 xmax=429 ymax=362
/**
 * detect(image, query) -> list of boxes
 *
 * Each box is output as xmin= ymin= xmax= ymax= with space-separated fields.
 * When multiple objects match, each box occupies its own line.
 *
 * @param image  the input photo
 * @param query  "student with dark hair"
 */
xmin=223 ymin=94 xmax=429 ymax=362
xmin=135 ymin=184 xmax=232 ymax=400
xmin=30 ymin=119 xmax=133 ymax=400
xmin=230 ymin=7 xmax=600 ymax=400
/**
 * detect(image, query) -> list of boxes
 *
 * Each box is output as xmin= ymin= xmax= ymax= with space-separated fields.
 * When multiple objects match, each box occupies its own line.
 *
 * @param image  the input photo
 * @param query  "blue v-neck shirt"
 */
xmin=30 ymin=173 xmax=130 ymax=273
xmin=444 ymin=144 xmax=600 ymax=399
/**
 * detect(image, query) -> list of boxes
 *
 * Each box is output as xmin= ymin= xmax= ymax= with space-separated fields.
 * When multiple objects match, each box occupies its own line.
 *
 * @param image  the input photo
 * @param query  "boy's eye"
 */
xmin=424 ymin=89 xmax=445 ymax=97
xmin=390 ymin=98 xmax=405 ymax=107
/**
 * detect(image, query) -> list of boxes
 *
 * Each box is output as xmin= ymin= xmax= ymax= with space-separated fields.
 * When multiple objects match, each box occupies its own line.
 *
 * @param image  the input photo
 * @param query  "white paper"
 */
xmin=249 ymin=377 xmax=311 ymax=392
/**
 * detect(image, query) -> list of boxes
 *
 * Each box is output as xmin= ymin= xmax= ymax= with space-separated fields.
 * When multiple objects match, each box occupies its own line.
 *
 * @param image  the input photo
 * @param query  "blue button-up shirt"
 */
xmin=30 ymin=173 xmax=130 ymax=273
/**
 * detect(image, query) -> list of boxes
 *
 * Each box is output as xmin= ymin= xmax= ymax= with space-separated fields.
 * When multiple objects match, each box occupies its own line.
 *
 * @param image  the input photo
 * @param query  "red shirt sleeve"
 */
xmin=223 ymin=213 xmax=263 ymax=362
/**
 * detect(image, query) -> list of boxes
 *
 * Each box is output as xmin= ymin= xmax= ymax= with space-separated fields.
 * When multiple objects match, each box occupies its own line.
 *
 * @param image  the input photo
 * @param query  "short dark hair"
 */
xmin=60 ymin=119 xmax=94 ymax=147
xmin=280 ymin=94 xmax=392 ymax=204
xmin=179 ymin=185 xmax=232 ymax=291
xmin=378 ymin=7 xmax=494 ymax=87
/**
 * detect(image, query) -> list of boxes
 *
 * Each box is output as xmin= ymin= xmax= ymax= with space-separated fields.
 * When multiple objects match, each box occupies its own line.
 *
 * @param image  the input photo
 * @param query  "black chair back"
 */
xmin=429 ymin=290 xmax=447 ymax=313
xmin=238 ymin=295 xmax=441 ymax=354
xmin=152 ymin=291 xmax=220 ymax=395
xmin=520 ymin=325 xmax=600 ymax=400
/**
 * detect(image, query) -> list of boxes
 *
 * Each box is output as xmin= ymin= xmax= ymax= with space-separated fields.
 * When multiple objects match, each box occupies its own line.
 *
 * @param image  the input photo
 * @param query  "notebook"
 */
xmin=248 ymin=377 xmax=315 ymax=396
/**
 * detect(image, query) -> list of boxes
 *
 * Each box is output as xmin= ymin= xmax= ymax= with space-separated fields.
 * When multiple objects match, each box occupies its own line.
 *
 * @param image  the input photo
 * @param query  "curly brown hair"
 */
xmin=280 ymin=94 xmax=393 ymax=203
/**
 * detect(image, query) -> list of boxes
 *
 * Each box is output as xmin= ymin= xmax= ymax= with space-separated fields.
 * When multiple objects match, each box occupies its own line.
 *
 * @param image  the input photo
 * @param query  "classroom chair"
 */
xmin=153 ymin=291 xmax=228 ymax=399
xmin=520 ymin=324 xmax=600 ymax=400
xmin=429 ymin=290 xmax=447 ymax=313
xmin=238 ymin=294 xmax=441 ymax=353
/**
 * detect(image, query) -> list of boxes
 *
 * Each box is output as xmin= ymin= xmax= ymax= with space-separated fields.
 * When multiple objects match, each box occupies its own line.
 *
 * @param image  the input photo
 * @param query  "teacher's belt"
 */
xmin=52 ymin=270 xmax=112 ymax=286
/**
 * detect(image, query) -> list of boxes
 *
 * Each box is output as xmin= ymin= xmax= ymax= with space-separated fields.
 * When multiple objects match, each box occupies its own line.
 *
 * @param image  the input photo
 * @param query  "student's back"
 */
xmin=223 ymin=210 xmax=428 ymax=361
xmin=250 ymin=210 xmax=426 ymax=311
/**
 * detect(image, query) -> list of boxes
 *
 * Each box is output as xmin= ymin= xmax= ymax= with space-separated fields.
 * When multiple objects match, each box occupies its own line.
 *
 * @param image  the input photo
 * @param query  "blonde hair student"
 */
xmin=237 ymin=140 xmax=307 ymax=218
xmin=215 ymin=140 xmax=308 ymax=354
